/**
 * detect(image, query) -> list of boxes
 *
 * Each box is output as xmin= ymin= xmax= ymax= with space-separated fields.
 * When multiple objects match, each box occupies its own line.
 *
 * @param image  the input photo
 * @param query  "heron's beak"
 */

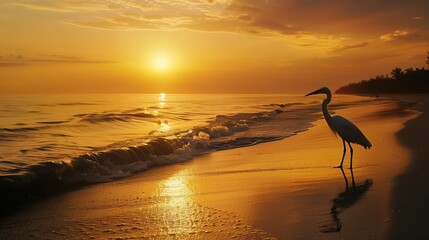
xmin=305 ymin=89 xmax=322 ymax=96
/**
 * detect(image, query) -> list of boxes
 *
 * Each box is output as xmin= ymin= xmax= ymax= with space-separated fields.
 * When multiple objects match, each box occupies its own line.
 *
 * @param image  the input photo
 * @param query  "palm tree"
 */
xmin=426 ymin=51 xmax=429 ymax=68
xmin=391 ymin=67 xmax=404 ymax=80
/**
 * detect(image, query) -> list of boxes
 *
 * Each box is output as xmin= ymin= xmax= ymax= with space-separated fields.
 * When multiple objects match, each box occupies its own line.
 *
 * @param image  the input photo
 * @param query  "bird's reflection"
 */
xmin=320 ymin=167 xmax=373 ymax=233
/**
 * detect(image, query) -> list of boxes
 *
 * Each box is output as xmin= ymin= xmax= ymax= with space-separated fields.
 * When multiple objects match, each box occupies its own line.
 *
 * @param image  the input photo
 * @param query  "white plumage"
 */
xmin=306 ymin=87 xmax=372 ymax=168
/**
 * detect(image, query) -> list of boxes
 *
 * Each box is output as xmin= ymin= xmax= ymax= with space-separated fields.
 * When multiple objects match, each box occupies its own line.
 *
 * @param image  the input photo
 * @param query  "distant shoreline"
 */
xmin=336 ymin=67 xmax=429 ymax=94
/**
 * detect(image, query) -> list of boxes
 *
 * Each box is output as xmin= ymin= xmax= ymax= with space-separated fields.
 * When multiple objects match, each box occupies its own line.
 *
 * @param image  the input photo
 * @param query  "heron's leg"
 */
xmin=349 ymin=167 xmax=355 ymax=188
xmin=339 ymin=140 xmax=346 ymax=168
xmin=340 ymin=167 xmax=348 ymax=189
xmin=348 ymin=142 xmax=353 ymax=169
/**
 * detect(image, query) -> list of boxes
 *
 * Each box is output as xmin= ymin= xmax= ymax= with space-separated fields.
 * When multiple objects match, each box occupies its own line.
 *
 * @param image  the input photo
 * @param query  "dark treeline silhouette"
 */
xmin=337 ymin=52 xmax=429 ymax=94
xmin=336 ymin=67 xmax=429 ymax=94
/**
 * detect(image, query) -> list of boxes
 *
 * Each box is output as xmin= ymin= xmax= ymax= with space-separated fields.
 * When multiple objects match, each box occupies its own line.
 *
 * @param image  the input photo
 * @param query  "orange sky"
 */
xmin=1 ymin=0 xmax=428 ymax=93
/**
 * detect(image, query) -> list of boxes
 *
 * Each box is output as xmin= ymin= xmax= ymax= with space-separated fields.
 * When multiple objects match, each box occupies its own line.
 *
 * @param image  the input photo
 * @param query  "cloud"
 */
xmin=7 ymin=0 xmax=429 ymax=47
xmin=7 ymin=0 xmax=112 ymax=13
xmin=0 ymin=62 xmax=27 ymax=67
xmin=334 ymin=42 xmax=371 ymax=52
xmin=379 ymin=29 xmax=413 ymax=42
xmin=9 ymin=3 xmax=75 ymax=12
xmin=31 ymin=56 xmax=116 ymax=64
xmin=0 ymin=52 xmax=116 ymax=67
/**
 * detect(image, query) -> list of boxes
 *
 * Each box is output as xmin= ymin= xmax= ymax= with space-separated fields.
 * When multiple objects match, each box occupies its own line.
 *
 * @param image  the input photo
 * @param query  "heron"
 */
xmin=305 ymin=87 xmax=372 ymax=169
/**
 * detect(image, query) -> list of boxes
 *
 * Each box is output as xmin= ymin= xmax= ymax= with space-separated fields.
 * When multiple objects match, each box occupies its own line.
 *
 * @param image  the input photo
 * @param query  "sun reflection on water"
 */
xmin=157 ymin=171 xmax=195 ymax=235
xmin=159 ymin=93 xmax=166 ymax=102
xmin=147 ymin=170 xmax=273 ymax=238
xmin=158 ymin=93 xmax=166 ymax=109
xmin=162 ymin=177 xmax=191 ymax=197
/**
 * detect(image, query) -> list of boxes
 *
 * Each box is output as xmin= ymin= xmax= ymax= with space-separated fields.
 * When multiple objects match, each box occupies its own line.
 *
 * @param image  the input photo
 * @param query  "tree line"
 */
xmin=336 ymin=52 xmax=429 ymax=94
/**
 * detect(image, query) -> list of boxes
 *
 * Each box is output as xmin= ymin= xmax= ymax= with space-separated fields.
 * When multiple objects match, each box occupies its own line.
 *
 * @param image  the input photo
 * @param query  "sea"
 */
xmin=0 ymin=93 xmax=377 ymax=203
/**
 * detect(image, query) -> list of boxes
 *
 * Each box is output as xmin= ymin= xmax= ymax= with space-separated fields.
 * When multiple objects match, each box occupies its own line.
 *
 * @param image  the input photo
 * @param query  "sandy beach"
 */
xmin=0 ymin=95 xmax=426 ymax=240
xmin=386 ymin=95 xmax=429 ymax=240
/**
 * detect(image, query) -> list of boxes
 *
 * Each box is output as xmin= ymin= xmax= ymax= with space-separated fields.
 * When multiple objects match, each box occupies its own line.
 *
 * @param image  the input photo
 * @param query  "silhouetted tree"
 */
xmin=426 ymin=51 xmax=429 ymax=68
xmin=336 ymin=65 xmax=429 ymax=94
xmin=405 ymin=68 xmax=414 ymax=74
xmin=391 ymin=68 xmax=404 ymax=80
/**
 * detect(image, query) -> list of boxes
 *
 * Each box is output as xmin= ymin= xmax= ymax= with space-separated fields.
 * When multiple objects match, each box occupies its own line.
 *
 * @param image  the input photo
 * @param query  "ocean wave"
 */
xmin=38 ymin=102 xmax=99 ymax=107
xmin=0 ymin=139 xmax=178 ymax=204
xmin=76 ymin=110 xmax=157 ymax=123
xmin=0 ymin=133 xmax=289 ymax=206
xmin=0 ymin=133 xmax=23 ymax=141
xmin=0 ymin=102 xmax=322 ymax=207
xmin=262 ymin=102 xmax=305 ymax=108
xmin=0 ymin=126 xmax=50 ymax=133
xmin=36 ymin=121 xmax=69 ymax=125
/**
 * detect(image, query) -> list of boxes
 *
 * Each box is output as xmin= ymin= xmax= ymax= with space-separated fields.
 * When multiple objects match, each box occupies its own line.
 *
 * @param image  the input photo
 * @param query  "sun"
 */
xmin=152 ymin=55 xmax=170 ymax=71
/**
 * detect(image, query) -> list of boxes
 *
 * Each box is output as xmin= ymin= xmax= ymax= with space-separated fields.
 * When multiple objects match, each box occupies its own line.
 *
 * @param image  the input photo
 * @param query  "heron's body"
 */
xmin=306 ymin=87 xmax=372 ymax=168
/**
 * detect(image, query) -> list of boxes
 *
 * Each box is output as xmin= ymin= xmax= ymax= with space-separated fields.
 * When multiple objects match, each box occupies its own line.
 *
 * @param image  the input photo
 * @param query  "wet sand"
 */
xmin=0 ymin=96 xmax=424 ymax=239
xmin=386 ymin=95 xmax=429 ymax=240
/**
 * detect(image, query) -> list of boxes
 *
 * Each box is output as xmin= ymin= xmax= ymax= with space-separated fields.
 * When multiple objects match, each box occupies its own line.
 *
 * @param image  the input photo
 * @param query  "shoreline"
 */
xmin=386 ymin=95 xmax=429 ymax=239
xmin=0 ymin=95 xmax=424 ymax=239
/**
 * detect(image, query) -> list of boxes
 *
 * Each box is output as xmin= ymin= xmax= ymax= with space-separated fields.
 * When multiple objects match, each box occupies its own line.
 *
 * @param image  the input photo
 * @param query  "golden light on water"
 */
xmin=158 ymin=120 xmax=170 ymax=132
xmin=158 ymin=171 xmax=195 ymax=235
xmin=160 ymin=172 xmax=192 ymax=206
xmin=159 ymin=93 xmax=166 ymax=102
xmin=163 ymin=178 xmax=189 ymax=195
xmin=158 ymin=93 xmax=166 ymax=110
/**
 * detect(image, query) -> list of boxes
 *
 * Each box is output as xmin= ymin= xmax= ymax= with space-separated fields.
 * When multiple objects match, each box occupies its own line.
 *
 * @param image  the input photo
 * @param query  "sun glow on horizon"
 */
xmin=1 ymin=0 xmax=428 ymax=94
xmin=152 ymin=55 xmax=171 ymax=71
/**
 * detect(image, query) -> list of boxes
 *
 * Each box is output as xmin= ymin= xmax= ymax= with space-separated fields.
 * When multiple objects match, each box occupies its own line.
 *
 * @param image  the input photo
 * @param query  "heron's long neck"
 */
xmin=322 ymin=93 xmax=333 ymax=126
